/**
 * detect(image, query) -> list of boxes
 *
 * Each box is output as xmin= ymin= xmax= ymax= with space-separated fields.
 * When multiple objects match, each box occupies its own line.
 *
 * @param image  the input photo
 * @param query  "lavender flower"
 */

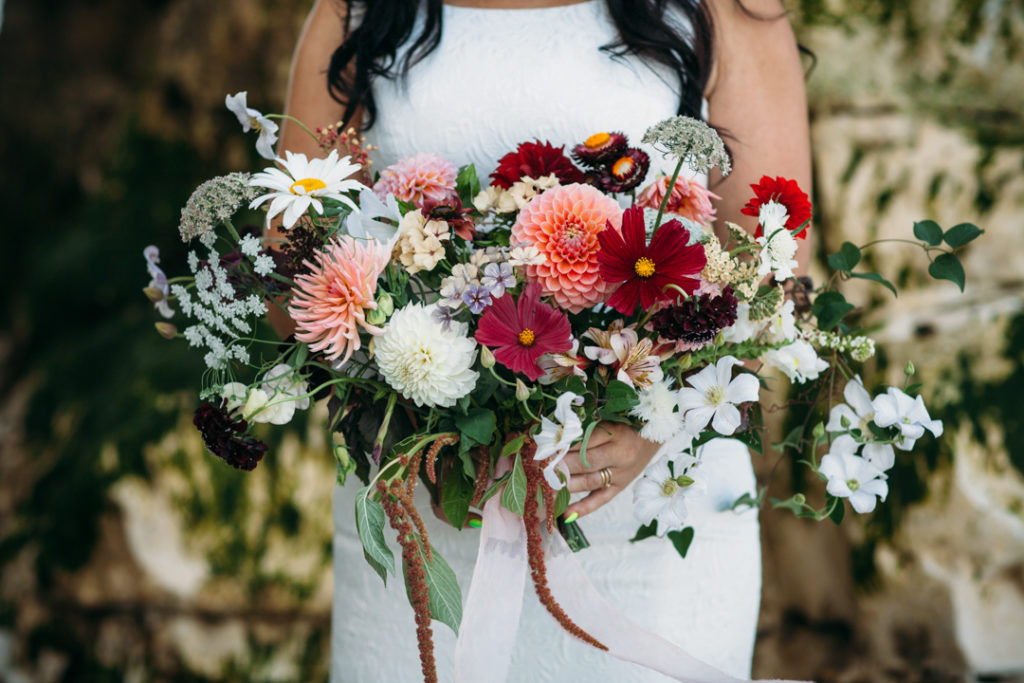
xmin=481 ymin=261 xmax=516 ymax=298
xmin=143 ymin=246 xmax=174 ymax=318
xmin=462 ymin=284 xmax=493 ymax=314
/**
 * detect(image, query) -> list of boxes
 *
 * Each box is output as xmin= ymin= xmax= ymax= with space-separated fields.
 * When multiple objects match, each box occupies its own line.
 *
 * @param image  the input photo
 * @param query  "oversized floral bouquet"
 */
xmin=143 ymin=91 xmax=980 ymax=682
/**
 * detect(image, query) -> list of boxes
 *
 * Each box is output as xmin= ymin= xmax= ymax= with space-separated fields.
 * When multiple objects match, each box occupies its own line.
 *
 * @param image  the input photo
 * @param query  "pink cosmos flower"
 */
xmin=637 ymin=175 xmax=720 ymax=225
xmin=474 ymin=283 xmax=572 ymax=381
xmin=510 ymin=183 xmax=622 ymax=313
xmin=372 ymin=152 xmax=458 ymax=207
xmin=288 ymin=235 xmax=390 ymax=365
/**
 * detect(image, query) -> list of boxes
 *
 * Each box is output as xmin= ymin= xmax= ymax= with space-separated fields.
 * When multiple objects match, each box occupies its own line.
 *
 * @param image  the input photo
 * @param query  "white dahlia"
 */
xmin=374 ymin=303 xmax=479 ymax=408
xmin=249 ymin=149 xmax=367 ymax=229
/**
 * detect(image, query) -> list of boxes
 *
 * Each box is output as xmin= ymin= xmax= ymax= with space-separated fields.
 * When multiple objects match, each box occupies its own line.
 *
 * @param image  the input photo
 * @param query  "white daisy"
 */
xmin=224 ymin=91 xmax=279 ymax=160
xmin=633 ymin=455 xmax=706 ymax=536
xmin=677 ymin=356 xmax=760 ymax=436
xmin=249 ymin=149 xmax=367 ymax=229
xmin=374 ymin=303 xmax=479 ymax=409
xmin=534 ymin=392 xmax=584 ymax=489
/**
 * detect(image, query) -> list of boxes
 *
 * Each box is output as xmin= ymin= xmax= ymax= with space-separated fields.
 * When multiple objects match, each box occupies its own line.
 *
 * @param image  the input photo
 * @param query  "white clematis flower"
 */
xmin=677 ymin=356 xmax=760 ymax=436
xmin=534 ymin=392 xmax=584 ymax=489
xmin=762 ymin=339 xmax=829 ymax=384
xmin=825 ymin=377 xmax=897 ymax=470
xmin=344 ymin=188 xmax=403 ymax=247
xmin=871 ymin=387 xmax=943 ymax=451
xmin=819 ymin=446 xmax=889 ymax=513
xmin=633 ymin=455 xmax=706 ymax=536
xmin=249 ymin=149 xmax=367 ymax=229
xmin=225 ymin=91 xmax=279 ymax=160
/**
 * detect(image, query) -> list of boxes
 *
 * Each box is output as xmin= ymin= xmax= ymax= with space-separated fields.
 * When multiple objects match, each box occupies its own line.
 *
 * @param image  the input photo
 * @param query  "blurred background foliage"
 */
xmin=1 ymin=0 xmax=1022 ymax=681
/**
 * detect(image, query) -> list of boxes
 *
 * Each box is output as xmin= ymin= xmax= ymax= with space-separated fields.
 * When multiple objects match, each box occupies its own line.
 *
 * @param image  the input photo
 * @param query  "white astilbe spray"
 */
xmin=630 ymin=379 xmax=685 ymax=443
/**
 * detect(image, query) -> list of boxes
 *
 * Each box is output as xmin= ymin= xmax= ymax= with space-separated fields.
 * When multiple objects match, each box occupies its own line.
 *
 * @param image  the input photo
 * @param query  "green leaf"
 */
xmin=456 ymin=164 xmax=482 ymax=207
xmin=501 ymin=454 xmax=528 ymax=516
xmin=455 ymin=407 xmax=496 ymax=446
xmin=500 ymin=433 xmax=527 ymax=459
xmin=441 ymin=473 xmax=474 ymax=529
xmin=629 ymin=521 xmax=658 ymax=543
xmin=355 ymin=486 xmax=395 ymax=585
xmin=811 ymin=290 xmax=855 ymax=331
xmin=771 ymin=426 xmax=803 ymax=453
xmin=928 ymin=252 xmax=966 ymax=292
xmin=666 ymin=527 xmax=695 ymax=558
xmin=404 ymin=543 xmax=463 ymax=634
xmin=478 ymin=472 xmax=510 ymax=506
xmin=603 ymin=380 xmax=639 ymax=414
xmin=577 ymin=420 xmax=601 ymax=468
xmin=849 ymin=271 xmax=897 ymax=297
xmin=828 ymin=496 xmax=845 ymax=525
xmin=732 ymin=488 xmax=766 ymax=511
xmin=732 ymin=425 xmax=763 ymax=455
xmin=942 ymin=222 xmax=983 ymax=248
xmin=770 ymin=495 xmax=819 ymax=519
xmin=826 ymin=241 xmax=861 ymax=272
xmin=553 ymin=485 xmax=571 ymax=517
xmin=913 ymin=219 xmax=943 ymax=246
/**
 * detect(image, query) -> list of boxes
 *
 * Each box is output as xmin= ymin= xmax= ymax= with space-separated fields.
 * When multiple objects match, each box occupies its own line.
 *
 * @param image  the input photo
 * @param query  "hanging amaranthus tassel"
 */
xmin=521 ymin=444 xmax=607 ymax=652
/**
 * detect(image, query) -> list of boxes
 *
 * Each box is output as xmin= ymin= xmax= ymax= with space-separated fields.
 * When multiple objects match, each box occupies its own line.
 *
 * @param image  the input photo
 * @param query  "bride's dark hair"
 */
xmin=327 ymin=0 xmax=720 ymax=131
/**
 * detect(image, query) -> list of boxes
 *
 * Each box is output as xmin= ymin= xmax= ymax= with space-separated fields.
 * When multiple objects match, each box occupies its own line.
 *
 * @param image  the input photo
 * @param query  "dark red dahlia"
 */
xmin=572 ymin=132 xmax=628 ymax=168
xmin=650 ymin=286 xmax=739 ymax=350
xmin=193 ymin=401 xmax=269 ymax=471
xmin=596 ymin=204 xmax=707 ymax=315
xmin=422 ymin=191 xmax=476 ymax=241
xmin=490 ymin=141 xmax=584 ymax=190
xmin=598 ymin=148 xmax=650 ymax=194
xmin=741 ymin=175 xmax=812 ymax=239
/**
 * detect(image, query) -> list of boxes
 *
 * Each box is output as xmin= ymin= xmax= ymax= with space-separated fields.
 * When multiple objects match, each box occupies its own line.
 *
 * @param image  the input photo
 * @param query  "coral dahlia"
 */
xmin=474 ymin=283 xmax=572 ymax=381
xmin=596 ymin=205 xmax=707 ymax=315
xmin=288 ymin=235 xmax=390 ymax=366
xmin=511 ymin=183 xmax=622 ymax=312
xmin=490 ymin=141 xmax=584 ymax=190
xmin=637 ymin=174 xmax=720 ymax=225
xmin=373 ymin=152 xmax=458 ymax=207
xmin=741 ymin=175 xmax=812 ymax=239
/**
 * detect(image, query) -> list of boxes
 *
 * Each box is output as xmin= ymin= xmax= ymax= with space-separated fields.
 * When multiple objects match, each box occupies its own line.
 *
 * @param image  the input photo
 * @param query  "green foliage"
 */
xmin=666 ymin=527 xmax=695 ymax=559
xmin=500 ymin=453 xmax=528 ymax=516
xmin=812 ymin=291 xmax=855 ymax=331
xmin=355 ymin=487 xmax=395 ymax=584
xmin=404 ymin=542 xmax=463 ymax=635
xmin=455 ymin=407 xmax=496 ymax=446
xmin=442 ymin=471 xmax=475 ymax=529
xmin=913 ymin=220 xmax=944 ymax=245
xmin=928 ymin=252 xmax=966 ymax=291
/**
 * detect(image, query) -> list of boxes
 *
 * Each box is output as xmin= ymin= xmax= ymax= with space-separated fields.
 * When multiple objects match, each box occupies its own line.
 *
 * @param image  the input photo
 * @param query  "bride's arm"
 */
xmin=563 ymin=0 xmax=811 ymax=519
xmin=266 ymin=0 xmax=352 ymax=338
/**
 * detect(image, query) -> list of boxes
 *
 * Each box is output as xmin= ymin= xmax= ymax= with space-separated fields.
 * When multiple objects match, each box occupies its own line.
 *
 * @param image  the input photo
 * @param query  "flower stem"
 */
xmin=652 ymin=157 xmax=686 ymax=238
xmin=266 ymin=114 xmax=319 ymax=144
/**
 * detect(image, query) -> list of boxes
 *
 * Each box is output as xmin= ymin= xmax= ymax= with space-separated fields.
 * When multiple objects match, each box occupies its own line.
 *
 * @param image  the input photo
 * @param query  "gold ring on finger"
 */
xmin=599 ymin=467 xmax=613 ymax=489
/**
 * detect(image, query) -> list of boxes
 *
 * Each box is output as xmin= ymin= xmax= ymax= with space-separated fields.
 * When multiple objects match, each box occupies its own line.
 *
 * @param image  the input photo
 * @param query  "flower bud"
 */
xmin=377 ymin=292 xmax=394 ymax=317
xmin=677 ymin=354 xmax=693 ymax=371
xmin=515 ymin=378 xmax=530 ymax=402
xmin=812 ymin=422 xmax=825 ymax=440
xmin=793 ymin=493 xmax=806 ymax=506
xmin=366 ymin=308 xmax=386 ymax=326
xmin=840 ymin=414 xmax=851 ymax=429
xmin=480 ymin=345 xmax=496 ymax=369
xmin=904 ymin=361 xmax=916 ymax=377
xmin=334 ymin=442 xmax=351 ymax=468
xmin=154 ymin=322 xmax=177 ymax=339
xmin=676 ymin=475 xmax=695 ymax=487
xmin=143 ymin=286 xmax=165 ymax=302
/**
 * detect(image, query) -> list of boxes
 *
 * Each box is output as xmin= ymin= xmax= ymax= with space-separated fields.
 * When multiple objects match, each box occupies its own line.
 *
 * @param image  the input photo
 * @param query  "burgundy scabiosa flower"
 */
xmin=741 ymin=175 xmax=812 ymax=239
xmin=193 ymin=401 xmax=269 ymax=471
xmin=474 ymin=282 xmax=572 ymax=381
xmin=571 ymin=132 xmax=628 ymax=168
xmin=598 ymin=148 xmax=650 ymax=193
xmin=596 ymin=205 xmax=707 ymax=315
xmin=650 ymin=286 xmax=739 ymax=352
xmin=490 ymin=141 xmax=584 ymax=190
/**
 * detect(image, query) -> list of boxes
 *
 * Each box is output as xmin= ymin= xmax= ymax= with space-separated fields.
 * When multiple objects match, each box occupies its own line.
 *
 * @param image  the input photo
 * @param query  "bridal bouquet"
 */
xmin=142 ymin=92 xmax=979 ymax=682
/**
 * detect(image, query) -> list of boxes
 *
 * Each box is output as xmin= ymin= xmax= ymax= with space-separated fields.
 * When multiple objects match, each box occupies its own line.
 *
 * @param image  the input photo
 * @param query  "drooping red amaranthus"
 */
xmin=470 ymin=447 xmax=490 ymax=507
xmin=521 ymin=445 xmax=607 ymax=651
xmin=425 ymin=433 xmax=458 ymax=485
xmin=379 ymin=478 xmax=438 ymax=683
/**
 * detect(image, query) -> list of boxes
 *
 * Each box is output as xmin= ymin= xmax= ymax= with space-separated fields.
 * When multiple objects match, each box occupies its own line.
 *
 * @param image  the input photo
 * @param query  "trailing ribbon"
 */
xmin=454 ymin=481 xmax=811 ymax=683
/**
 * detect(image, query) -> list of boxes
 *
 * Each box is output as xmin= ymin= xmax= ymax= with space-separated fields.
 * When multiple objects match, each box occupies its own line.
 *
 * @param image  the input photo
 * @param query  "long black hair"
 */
xmin=327 ymin=0 xmax=717 ymax=131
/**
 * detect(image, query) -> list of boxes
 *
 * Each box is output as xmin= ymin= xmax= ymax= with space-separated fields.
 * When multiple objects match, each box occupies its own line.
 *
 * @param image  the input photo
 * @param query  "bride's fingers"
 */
xmin=565 ymin=485 xmax=619 ymax=518
xmin=566 ymin=467 xmax=615 ymax=493
xmin=563 ymin=444 xmax=611 ymax=474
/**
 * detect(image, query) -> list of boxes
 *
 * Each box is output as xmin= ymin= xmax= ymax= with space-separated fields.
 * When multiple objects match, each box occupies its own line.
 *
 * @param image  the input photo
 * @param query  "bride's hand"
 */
xmin=563 ymin=423 xmax=659 ymax=519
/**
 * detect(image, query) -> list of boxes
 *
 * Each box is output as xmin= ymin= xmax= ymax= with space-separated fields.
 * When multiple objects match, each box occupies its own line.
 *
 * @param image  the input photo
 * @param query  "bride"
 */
xmin=272 ymin=0 xmax=811 ymax=679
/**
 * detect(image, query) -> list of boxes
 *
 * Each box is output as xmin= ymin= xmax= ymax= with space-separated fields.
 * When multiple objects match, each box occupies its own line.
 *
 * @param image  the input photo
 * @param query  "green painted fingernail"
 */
xmin=468 ymin=518 xmax=482 ymax=529
xmin=564 ymin=512 xmax=579 ymax=523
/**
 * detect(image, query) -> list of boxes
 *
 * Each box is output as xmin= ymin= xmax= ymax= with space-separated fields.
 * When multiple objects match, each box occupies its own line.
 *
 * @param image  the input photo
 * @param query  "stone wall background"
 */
xmin=1 ymin=0 xmax=1021 ymax=681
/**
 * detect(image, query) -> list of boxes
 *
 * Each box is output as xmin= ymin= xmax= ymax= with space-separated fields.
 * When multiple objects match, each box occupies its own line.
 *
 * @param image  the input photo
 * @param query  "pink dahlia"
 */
xmin=372 ymin=152 xmax=458 ymax=207
xmin=288 ymin=235 xmax=390 ymax=365
xmin=637 ymin=175 xmax=720 ymax=225
xmin=510 ymin=183 xmax=622 ymax=313
xmin=475 ymin=283 xmax=572 ymax=381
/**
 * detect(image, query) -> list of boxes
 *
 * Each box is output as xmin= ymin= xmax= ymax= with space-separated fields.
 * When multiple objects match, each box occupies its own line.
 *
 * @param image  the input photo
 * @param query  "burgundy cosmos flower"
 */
xmin=741 ymin=175 xmax=812 ymax=239
xmin=474 ymin=282 xmax=572 ymax=381
xmin=490 ymin=141 xmax=584 ymax=189
xmin=597 ymin=205 xmax=707 ymax=315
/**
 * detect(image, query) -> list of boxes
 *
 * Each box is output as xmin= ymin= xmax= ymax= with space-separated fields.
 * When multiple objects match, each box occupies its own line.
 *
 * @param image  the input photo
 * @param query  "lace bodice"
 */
xmin=365 ymin=0 xmax=703 ymax=182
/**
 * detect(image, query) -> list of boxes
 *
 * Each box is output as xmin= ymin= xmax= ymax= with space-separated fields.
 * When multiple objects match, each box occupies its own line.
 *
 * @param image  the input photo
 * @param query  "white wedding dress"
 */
xmin=332 ymin=2 xmax=761 ymax=681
